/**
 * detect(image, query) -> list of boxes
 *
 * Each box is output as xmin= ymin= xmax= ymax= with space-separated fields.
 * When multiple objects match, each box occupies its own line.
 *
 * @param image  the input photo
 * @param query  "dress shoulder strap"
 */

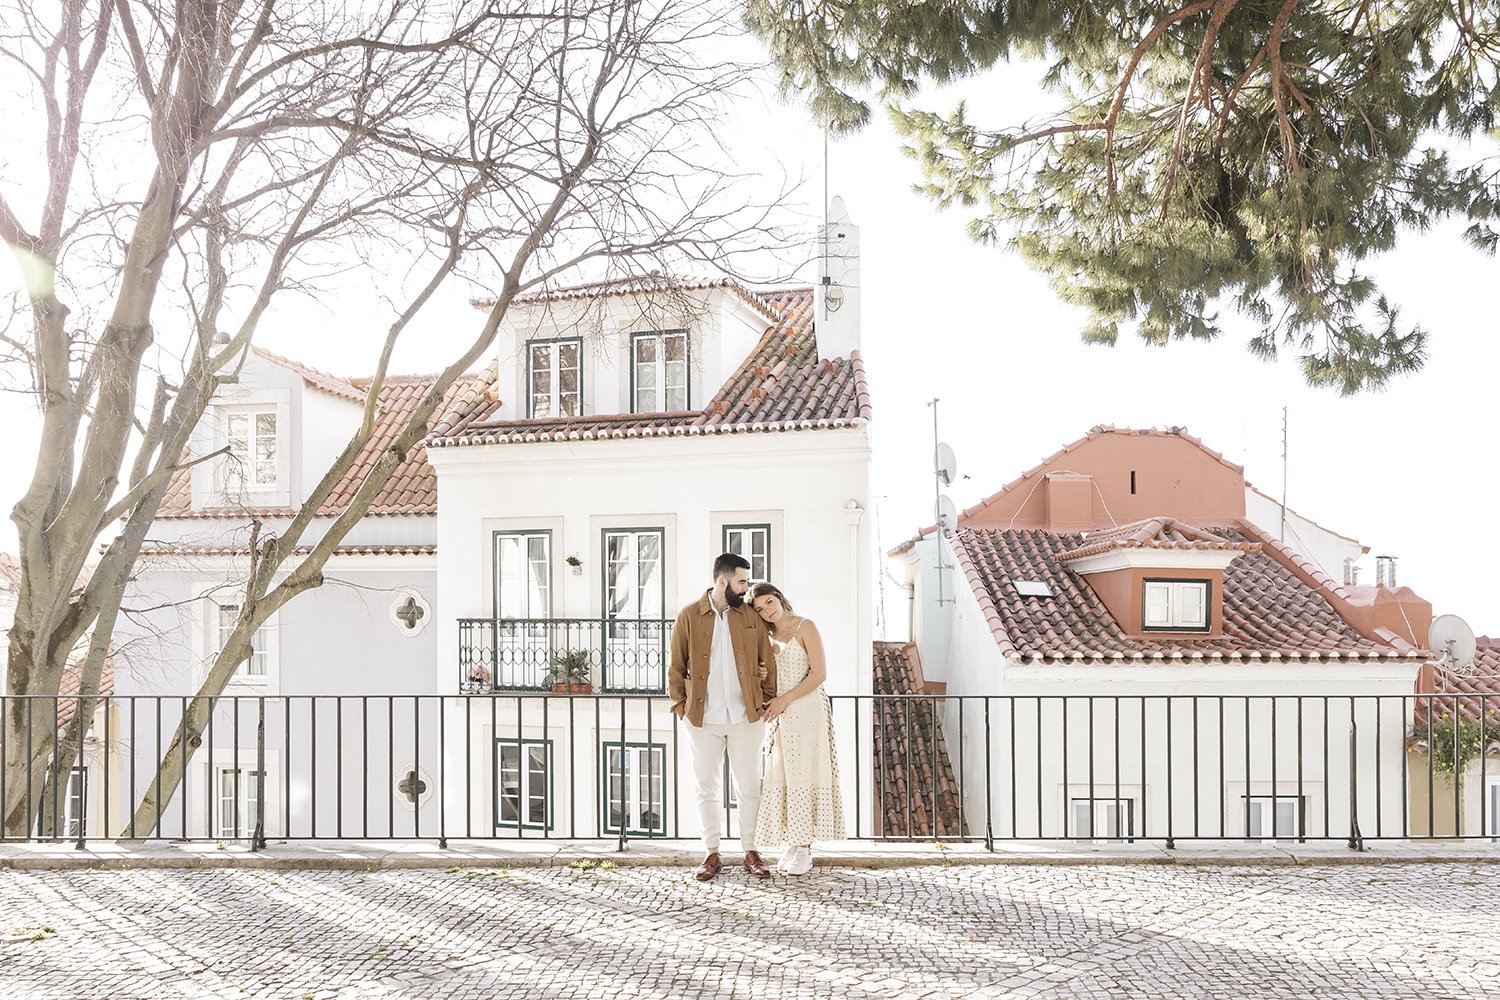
xmin=787 ymin=617 xmax=807 ymax=640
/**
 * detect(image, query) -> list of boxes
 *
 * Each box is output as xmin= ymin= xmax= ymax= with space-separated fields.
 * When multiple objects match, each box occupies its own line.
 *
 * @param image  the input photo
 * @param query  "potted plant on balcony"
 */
xmin=547 ymin=649 xmax=592 ymax=694
xmin=462 ymin=664 xmax=492 ymax=694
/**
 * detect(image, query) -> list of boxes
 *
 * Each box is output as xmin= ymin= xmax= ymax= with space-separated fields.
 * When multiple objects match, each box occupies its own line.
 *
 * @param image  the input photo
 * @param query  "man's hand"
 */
xmin=757 ymin=662 xmax=768 ymax=680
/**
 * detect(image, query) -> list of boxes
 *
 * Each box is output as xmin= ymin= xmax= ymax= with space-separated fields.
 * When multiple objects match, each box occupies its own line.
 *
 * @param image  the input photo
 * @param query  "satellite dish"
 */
xmin=935 ymin=442 xmax=958 ymax=487
xmin=1428 ymin=614 xmax=1477 ymax=677
xmin=935 ymin=495 xmax=957 ymax=535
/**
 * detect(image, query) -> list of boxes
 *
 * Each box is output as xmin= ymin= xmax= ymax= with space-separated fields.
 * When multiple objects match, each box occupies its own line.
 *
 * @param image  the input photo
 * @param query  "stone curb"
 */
xmin=3 ymin=841 xmax=1499 ymax=872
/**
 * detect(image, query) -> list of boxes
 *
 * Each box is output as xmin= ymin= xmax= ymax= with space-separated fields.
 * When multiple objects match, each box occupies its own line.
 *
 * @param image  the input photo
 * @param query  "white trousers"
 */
xmin=684 ymin=719 xmax=764 ymax=854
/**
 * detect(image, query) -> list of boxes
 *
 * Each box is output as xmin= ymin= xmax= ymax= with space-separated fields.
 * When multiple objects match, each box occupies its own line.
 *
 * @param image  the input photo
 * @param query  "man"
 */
xmin=669 ymin=552 xmax=778 ymax=880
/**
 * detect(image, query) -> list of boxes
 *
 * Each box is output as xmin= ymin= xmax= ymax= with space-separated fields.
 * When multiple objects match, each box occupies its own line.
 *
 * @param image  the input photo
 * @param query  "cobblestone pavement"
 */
xmin=1 ymin=862 xmax=1498 ymax=998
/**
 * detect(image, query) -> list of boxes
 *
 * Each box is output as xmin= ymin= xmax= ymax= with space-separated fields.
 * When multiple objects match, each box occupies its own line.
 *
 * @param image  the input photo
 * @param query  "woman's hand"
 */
xmin=763 ymin=695 xmax=788 ymax=722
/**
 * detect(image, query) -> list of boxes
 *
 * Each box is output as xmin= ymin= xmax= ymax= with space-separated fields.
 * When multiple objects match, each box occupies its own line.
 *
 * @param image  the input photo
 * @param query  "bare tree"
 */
xmin=0 ymin=0 xmax=784 ymax=837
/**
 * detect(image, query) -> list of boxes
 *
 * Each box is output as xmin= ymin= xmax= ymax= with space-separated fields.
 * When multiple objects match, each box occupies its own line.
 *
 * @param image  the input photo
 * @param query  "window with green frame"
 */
xmin=631 ymin=330 xmax=688 ymax=412
xmin=602 ymin=742 xmax=666 ymax=835
xmin=722 ymin=524 xmax=770 ymax=582
xmin=527 ymin=337 xmax=581 ymax=418
xmin=495 ymin=739 xmax=552 ymax=829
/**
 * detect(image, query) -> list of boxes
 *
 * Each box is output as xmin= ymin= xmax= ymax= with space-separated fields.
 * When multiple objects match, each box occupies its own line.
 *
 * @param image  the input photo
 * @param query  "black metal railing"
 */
xmin=458 ymin=617 xmax=673 ymax=694
xmin=1 ymin=692 xmax=1496 ymax=849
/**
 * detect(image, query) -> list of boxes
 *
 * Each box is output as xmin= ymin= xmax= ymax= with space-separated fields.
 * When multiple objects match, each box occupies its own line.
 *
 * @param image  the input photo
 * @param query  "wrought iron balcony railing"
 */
xmin=457 ymin=617 xmax=673 ymax=694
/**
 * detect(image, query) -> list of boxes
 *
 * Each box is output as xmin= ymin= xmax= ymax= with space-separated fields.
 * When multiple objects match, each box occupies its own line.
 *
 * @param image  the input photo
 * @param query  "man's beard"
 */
xmin=724 ymin=588 xmax=745 ymax=609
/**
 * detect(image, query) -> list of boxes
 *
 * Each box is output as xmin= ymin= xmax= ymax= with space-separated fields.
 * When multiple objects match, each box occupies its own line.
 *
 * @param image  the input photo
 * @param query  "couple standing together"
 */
xmin=668 ymin=552 xmax=845 ymax=879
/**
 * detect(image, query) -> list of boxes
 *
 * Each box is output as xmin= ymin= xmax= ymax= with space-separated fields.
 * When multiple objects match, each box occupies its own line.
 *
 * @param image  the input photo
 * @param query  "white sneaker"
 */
xmin=785 ymin=846 xmax=812 ymax=876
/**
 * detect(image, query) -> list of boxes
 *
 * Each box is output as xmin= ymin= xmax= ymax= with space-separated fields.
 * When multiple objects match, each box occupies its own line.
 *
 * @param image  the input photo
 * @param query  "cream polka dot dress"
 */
xmin=755 ymin=621 xmax=845 ymax=846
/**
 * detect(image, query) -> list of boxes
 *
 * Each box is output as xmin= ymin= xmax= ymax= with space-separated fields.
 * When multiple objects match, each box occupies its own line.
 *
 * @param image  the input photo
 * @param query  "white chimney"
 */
xmin=814 ymin=195 xmax=860 ymax=362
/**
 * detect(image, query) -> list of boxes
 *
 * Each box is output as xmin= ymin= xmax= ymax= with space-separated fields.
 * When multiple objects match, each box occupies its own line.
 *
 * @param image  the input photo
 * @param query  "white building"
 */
xmin=111 ymin=208 xmax=874 ymax=843
xmin=425 ymin=268 xmax=873 ymax=841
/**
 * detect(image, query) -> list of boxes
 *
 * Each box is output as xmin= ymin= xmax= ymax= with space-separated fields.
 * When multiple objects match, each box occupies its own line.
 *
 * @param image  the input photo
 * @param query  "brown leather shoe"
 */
xmin=742 ymin=850 xmax=771 ymax=878
xmin=694 ymin=852 xmax=721 ymax=881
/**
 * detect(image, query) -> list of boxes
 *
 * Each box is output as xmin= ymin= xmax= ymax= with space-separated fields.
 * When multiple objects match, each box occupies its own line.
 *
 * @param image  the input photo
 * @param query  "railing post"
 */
xmin=439 ymin=695 xmax=448 ymax=849
xmin=1347 ymin=718 xmax=1363 ymax=852
xmin=983 ymin=698 xmax=993 ymax=852
xmin=1165 ymin=697 xmax=1175 ymax=850
xmin=616 ymin=693 xmax=629 ymax=853
xmin=74 ymin=695 xmax=87 ymax=850
xmin=252 ymin=697 xmax=267 ymax=852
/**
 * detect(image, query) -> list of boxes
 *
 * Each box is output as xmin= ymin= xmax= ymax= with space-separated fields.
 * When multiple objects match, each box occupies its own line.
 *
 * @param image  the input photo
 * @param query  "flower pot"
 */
xmin=552 ymin=681 xmax=591 ymax=695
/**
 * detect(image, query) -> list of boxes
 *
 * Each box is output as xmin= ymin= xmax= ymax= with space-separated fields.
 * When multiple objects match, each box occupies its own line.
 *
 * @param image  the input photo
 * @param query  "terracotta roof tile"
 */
xmin=1059 ymin=517 xmax=1262 ymax=561
xmin=873 ymin=642 xmax=965 ymax=838
xmin=430 ymin=287 xmax=872 ymax=447
xmin=55 ymin=658 xmax=115 ymax=730
xmin=158 ymin=367 xmax=495 ymax=519
xmin=1419 ymin=638 xmax=1500 ymax=727
xmin=138 ymin=545 xmax=436 ymax=557
xmin=953 ymin=526 xmax=1415 ymax=664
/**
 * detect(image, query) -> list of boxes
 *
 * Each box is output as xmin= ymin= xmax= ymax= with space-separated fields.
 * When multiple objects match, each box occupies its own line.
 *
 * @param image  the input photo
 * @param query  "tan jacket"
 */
xmin=669 ymin=590 xmax=777 ymax=726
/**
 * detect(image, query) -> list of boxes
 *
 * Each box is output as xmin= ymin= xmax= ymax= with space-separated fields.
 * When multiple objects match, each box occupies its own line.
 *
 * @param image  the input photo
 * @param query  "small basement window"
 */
xmin=1142 ymin=579 xmax=1209 ymax=632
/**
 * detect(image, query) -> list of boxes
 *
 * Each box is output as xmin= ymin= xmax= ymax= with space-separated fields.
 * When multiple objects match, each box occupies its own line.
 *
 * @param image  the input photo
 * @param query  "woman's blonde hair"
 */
xmin=748 ymin=582 xmax=793 ymax=630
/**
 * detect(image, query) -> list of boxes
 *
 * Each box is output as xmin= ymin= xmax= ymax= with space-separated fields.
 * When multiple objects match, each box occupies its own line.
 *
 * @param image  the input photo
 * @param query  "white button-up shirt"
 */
xmin=701 ymin=596 xmax=748 ymax=726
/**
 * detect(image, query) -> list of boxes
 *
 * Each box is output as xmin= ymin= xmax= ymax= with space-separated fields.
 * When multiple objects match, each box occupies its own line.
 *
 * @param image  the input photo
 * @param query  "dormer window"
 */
xmin=632 ymin=330 xmax=688 ymax=412
xmin=528 ymin=338 xmax=581 ymax=418
xmin=1142 ymin=579 xmax=1210 ymax=632
xmin=225 ymin=409 xmax=278 ymax=489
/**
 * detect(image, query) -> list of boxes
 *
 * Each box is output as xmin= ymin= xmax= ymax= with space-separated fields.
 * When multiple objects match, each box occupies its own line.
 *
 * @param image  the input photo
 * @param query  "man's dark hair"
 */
xmin=713 ymin=552 xmax=751 ymax=580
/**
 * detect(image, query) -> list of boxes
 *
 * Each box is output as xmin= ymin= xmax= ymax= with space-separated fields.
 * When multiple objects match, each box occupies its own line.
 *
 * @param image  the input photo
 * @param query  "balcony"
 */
xmin=458 ymin=617 xmax=673 ymax=694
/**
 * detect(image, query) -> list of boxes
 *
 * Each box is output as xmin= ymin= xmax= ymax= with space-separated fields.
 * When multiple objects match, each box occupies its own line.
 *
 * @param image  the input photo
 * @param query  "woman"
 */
xmin=750 ymin=582 xmax=844 ymax=874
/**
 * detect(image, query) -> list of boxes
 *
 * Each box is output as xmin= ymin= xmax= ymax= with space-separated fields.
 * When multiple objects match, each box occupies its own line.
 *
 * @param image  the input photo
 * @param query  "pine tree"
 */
xmin=745 ymin=1 xmax=1500 ymax=392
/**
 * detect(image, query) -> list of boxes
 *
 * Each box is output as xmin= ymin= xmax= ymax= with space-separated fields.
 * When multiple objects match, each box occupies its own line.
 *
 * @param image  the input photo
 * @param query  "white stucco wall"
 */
xmin=940 ymin=661 xmax=1422 ymax=842
xmin=899 ymin=534 xmax=966 ymax=684
xmin=299 ymin=388 xmax=363 ymax=496
xmin=1246 ymin=487 xmax=1366 ymax=582
xmin=110 ymin=555 xmax=442 ymax=839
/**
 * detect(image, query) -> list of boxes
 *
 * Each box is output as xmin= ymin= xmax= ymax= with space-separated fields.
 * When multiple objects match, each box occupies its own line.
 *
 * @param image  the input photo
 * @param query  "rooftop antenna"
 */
xmin=929 ymin=398 xmax=958 ymax=605
xmin=1429 ymin=614 xmax=1477 ymax=679
xmin=1280 ymin=406 xmax=1288 ymax=544
xmin=820 ymin=123 xmax=830 ymax=318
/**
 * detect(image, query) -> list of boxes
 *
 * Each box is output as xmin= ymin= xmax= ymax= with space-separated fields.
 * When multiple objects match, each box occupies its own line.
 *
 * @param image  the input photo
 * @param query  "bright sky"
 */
xmin=2 ymin=41 xmax=1496 ymax=634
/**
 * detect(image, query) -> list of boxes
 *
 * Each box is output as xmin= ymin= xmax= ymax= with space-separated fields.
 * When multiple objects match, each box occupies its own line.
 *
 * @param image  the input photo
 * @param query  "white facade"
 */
xmin=428 ymin=410 xmax=874 ymax=842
